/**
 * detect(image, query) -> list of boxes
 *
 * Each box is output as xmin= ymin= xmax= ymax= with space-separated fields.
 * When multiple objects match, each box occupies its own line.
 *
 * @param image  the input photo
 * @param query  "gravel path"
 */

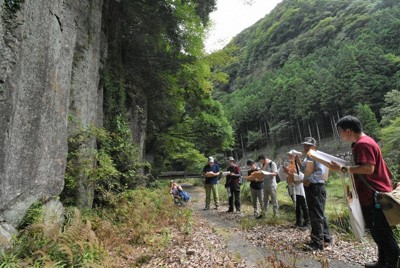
xmin=145 ymin=184 xmax=378 ymax=267
xmin=186 ymin=184 xmax=376 ymax=267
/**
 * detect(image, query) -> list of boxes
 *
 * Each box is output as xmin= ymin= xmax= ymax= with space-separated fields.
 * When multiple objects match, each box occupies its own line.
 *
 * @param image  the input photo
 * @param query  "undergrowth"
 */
xmin=0 ymin=187 xmax=191 ymax=267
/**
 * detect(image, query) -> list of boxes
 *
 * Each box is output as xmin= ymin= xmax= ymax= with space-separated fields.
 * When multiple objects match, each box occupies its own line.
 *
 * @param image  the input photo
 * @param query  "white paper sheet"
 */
xmin=309 ymin=149 xmax=348 ymax=168
xmin=261 ymin=170 xmax=274 ymax=176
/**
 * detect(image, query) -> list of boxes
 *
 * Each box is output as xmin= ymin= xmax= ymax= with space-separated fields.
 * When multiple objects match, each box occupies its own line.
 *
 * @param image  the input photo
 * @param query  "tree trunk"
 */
xmin=291 ymin=124 xmax=296 ymax=145
xmin=297 ymin=120 xmax=302 ymax=143
xmin=240 ymin=134 xmax=245 ymax=158
xmin=316 ymin=120 xmax=321 ymax=145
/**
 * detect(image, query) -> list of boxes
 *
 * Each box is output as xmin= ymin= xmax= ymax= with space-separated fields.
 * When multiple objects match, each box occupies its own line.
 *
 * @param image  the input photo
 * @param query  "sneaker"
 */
xmin=203 ymin=207 xmax=210 ymax=211
xmin=302 ymin=241 xmax=323 ymax=251
xmin=256 ymin=215 xmax=263 ymax=219
xmin=226 ymin=209 xmax=234 ymax=213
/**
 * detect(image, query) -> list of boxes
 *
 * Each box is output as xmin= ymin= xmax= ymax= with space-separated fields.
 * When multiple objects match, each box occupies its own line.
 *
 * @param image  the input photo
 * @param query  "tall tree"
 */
xmin=356 ymin=103 xmax=380 ymax=141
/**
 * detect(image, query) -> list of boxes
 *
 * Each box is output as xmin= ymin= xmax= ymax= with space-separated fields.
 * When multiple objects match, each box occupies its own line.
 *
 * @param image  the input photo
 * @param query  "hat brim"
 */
xmin=301 ymin=142 xmax=316 ymax=146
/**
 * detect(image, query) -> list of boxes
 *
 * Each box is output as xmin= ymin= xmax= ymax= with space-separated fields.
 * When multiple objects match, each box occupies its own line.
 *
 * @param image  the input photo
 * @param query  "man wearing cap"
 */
xmin=225 ymin=157 xmax=242 ymax=213
xmin=257 ymin=154 xmax=279 ymax=218
xmin=301 ymin=137 xmax=332 ymax=250
xmin=202 ymin=156 xmax=220 ymax=210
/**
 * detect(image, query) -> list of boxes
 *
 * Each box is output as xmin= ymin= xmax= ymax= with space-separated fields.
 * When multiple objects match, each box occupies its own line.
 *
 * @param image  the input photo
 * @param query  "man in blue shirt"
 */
xmin=202 ymin=156 xmax=220 ymax=210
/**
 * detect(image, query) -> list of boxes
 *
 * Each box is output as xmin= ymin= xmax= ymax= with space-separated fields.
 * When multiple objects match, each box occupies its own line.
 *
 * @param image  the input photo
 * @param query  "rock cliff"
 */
xmin=0 ymin=0 xmax=108 ymax=238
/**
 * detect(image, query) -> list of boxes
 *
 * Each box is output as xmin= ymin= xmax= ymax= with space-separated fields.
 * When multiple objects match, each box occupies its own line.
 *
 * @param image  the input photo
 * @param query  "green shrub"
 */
xmin=18 ymin=202 xmax=44 ymax=229
xmin=63 ymin=115 xmax=149 ymax=207
xmin=1 ymin=208 xmax=107 ymax=267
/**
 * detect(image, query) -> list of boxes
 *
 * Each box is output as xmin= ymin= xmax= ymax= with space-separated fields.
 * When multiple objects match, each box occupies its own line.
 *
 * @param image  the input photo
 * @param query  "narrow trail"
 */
xmin=185 ymin=184 xmax=366 ymax=268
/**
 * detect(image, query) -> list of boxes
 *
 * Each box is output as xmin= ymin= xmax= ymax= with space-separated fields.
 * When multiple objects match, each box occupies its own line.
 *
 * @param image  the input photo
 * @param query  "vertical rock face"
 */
xmin=67 ymin=0 xmax=105 ymax=208
xmin=0 ymin=0 xmax=105 ymax=227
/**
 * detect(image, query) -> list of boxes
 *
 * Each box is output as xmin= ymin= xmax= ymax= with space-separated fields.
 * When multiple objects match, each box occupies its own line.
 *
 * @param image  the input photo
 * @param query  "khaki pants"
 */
xmin=263 ymin=185 xmax=278 ymax=216
xmin=205 ymin=184 xmax=219 ymax=209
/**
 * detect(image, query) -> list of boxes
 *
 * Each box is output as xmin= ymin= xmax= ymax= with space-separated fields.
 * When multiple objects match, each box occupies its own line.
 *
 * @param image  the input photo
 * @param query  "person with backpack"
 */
xmin=225 ymin=157 xmax=242 ymax=213
xmin=169 ymin=180 xmax=190 ymax=205
xmin=258 ymin=154 xmax=279 ymax=218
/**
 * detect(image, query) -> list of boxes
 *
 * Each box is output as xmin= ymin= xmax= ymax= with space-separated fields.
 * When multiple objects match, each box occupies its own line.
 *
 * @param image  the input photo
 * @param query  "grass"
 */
xmin=184 ymin=174 xmax=353 ymax=237
xmin=0 ymin=187 xmax=193 ymax=267
xmin=233 ymin=173 xmax=362 ymax=241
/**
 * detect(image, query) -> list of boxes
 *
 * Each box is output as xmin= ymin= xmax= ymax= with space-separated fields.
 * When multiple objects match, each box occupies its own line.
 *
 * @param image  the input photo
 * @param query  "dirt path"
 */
xmin=185 ymin=184 xmax=372 ymax=268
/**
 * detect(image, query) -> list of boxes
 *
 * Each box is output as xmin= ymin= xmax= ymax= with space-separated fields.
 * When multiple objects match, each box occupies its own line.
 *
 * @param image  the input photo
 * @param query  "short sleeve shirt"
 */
xmin=249 ymin=169 xmax=263 ymax=190
xmin=202 ymin=163 xmax=220 ymax=185
xmin=353 ymin=135 xmax=392 ymax=206
xmin=261 ymin=161 xmax=277 ymax=187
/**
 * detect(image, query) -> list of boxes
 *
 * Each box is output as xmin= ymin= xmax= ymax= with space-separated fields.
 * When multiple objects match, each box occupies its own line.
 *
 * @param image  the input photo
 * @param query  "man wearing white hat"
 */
xmin=202 ymin=156 xmax=220 ymax=210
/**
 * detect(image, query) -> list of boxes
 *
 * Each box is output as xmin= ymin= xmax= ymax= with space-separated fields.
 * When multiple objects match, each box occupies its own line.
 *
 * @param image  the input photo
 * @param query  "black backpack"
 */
xmin=269 ymin=162 xmax=281 ymax=183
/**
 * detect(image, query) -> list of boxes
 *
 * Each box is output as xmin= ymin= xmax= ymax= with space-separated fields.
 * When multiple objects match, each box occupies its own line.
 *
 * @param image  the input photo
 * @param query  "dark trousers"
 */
xmin=296 ymin=195 xmax=309 ymax=225
xmin=305 ymin=184 xmax=332 ymax=247
xmin=228 ymin=182 xmax=241 ymax=212
xmin=362 ymin=204 xmax=400 ymax=266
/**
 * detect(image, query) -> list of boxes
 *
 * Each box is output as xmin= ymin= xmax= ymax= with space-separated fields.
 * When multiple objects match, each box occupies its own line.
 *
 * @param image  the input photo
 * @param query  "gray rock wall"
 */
xmin=67 ymin=1 xmax=105 ymax=208
xmin=0 ymin=0 xmax=105 ymax=227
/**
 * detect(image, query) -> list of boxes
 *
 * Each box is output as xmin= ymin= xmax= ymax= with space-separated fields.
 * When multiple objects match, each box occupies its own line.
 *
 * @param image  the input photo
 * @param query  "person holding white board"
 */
xmin=300 ymin=137 xmax=332 ymax=251
xmin=331 ymin=116 xmax=399 ymax=268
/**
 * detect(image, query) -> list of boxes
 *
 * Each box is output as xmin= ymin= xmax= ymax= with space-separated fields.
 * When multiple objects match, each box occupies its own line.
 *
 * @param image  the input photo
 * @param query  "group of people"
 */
xmin=201 ymin=154 xmax=279 ymax=217
xmin=201 ymin=115 xmax=400 ymax=268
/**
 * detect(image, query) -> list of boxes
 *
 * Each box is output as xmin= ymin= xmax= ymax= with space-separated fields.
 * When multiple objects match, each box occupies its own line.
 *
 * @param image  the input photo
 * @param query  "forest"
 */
xmin=99 ymin=0 xmax=400 ymax=188
xmin=211 ymin=0 xmax=400 ymax=168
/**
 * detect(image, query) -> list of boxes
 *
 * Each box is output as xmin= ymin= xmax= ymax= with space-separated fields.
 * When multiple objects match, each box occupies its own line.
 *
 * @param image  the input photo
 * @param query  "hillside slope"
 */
xmin=212 ymin=0 xmax=400 ymax=150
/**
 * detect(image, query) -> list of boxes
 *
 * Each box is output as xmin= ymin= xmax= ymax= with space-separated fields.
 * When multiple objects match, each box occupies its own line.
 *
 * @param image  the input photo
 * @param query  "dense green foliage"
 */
xmin=63 ymin=115 xmax=145 ymax=206
xmin=211 ymin=0 xmax=400 ymax=155
xmin=104 ymin=0 xmax=233 ymax=174
xmin=356 ymin=103 xmax=380 ymax=140
xmin=380 ymin=90 xmax=400 ymax=174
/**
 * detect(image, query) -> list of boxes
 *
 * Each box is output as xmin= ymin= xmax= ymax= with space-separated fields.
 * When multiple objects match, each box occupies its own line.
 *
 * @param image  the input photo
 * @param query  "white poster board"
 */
xmin=308 ymin=149 xmax=348 ymax=168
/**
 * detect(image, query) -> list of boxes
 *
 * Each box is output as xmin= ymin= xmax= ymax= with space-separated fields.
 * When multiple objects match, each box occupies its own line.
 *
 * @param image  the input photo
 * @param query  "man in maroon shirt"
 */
xmin=331 ymin=115 xmax=400 ymax=268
